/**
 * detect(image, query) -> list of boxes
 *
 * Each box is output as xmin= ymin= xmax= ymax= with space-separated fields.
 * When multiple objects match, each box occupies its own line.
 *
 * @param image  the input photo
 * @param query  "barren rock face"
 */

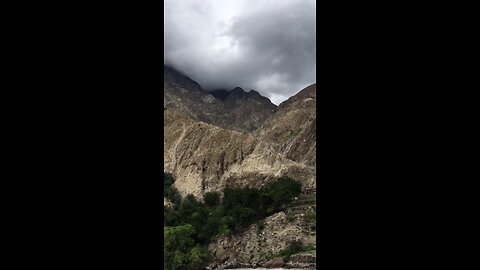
xmin=164 ymin=108 xmax=316 ymax=198
xmin=163 ymin=67 xmax=317 ymax=268
xmin=164 ymin=66 xmax=276 ymax=133
xmin=207 ymin=212 xmax=315 ymax=269
xmin=164 ymin=110 xmax=258 ymax=197
xmin=163 ymin=66 xmax=317 ymax=199
xmin=256 ymin=84 xmax=317 ymax=168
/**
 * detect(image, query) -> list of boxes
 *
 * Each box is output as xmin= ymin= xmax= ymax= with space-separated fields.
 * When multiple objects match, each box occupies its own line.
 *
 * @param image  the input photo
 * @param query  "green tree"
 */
xmin=164 ymin=172 xmax=175 ymax=193
xmin=164 ymin=225 xmax=196 ymax=270
xmin=166 ymin=186 xmax=182 ymax=207
xmin=203 ymin=191 xmax=220 ymax=207
xmin=188 ymin=246 xmax=209 ymax=268
xmin=263 ymin=177 xmax=301 ymax=210
xmin=180 ymin=194 xmax=201 ymax=217
xmin=164 ymin=225 xmax=210 ymax=270
xmin=164 ymin=209 xmax=181 ymax=226
xmin=163 ymin=177 xmax=303 ymax=269
xmin=199 ymin=216 xmax=220 ymax=244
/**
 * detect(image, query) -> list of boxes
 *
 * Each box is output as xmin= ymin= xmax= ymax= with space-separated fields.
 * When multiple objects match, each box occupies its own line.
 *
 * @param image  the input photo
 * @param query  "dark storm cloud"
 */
xmin=164 ymin=0 xmax=316 ymax=105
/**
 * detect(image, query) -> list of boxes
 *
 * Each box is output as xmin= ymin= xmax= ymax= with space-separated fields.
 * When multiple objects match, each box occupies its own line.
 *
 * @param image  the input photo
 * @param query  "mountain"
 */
xmin=164 ymin=66 xmax=316 ymax=198
xmin=256 ymin=84 xmax=316 ymax=167
xmin=163 ymin=66 xmax=317 ymax=268
xmin=164 ymin=66 xmax=276 ymax=132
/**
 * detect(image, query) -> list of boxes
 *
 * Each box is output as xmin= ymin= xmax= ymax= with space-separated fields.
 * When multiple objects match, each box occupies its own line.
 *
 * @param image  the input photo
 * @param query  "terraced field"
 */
xmin=285 ymin=191 xmax=317 ymax=237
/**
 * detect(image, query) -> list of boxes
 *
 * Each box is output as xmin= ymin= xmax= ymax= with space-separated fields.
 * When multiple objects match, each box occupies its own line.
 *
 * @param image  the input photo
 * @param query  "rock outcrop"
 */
xmin=256 ymin=84 xmax=317 ymax=168
xmin=207 ymin=211 xmax=316 ymax=269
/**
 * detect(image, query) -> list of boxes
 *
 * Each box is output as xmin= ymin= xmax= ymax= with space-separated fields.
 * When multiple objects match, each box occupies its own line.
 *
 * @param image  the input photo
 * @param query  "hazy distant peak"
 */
xmin=164 ymin=66 xmax=278 ymax=132
xmin=164 ymin=65 xmax=204 ymax=93
xmin=210 ymin=89 xmax=230 ymax=100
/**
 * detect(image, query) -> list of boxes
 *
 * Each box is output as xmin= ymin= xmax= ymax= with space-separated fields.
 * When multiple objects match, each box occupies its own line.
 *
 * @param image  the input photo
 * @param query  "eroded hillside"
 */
xmin=164 ymin=67 xmax=316 ymax=199
xmin=163 ymin=67 xmax=317 ymax=269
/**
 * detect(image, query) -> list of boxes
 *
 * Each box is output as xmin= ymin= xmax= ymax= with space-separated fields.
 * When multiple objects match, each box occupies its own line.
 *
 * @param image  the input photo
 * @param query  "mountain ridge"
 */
xmin=164 ymin=66 xmax=316 ymax=198
xmin=164 ymin=66 xmax=277 ymax=132
xmin=163 ymin=66 xmax=317 ymax=268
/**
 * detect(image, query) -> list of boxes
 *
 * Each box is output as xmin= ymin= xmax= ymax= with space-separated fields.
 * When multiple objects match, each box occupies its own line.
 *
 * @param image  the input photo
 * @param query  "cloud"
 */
xmin=164 ymin=0 xmax=316 ymax=105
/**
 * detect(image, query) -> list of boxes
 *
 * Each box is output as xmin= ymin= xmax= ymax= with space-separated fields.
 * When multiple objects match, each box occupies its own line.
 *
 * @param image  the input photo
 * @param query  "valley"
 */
xmin=163 ymin=66 xmax=317 ymax=269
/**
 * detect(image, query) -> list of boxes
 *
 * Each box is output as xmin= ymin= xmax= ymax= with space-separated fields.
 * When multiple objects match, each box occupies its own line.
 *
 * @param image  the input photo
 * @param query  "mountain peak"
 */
xmin=164 ymin=67 xmax=277 ymax=132
xmin=231 ymin=87 xmax=245 ymax=93
xmin=164 ymin=65 xmax=204 ymax=93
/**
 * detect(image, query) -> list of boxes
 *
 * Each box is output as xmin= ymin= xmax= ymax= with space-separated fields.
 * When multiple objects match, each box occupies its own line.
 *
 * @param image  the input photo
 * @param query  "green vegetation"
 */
xmin=303 ymin=210 xmax=316 ymax=220
xmin=163 ymin=174 xmax=302 ymax=270
xmin=266 ymin=240 xmax=316 ymax=262
xmin=164 ymin=172 xmax=182 ymax=207
xmin=203 ymin=191 xmax=220 ymax=207
xmin=256 ymin=220 xmax=265 ymax=234
xmin=164 ymin=225 xmax=210 ymax=270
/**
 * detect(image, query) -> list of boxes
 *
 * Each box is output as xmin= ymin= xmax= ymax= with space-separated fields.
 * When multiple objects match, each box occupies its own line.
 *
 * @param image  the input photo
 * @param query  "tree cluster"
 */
xmin=163 ymin=174 xmax=302 ymax=270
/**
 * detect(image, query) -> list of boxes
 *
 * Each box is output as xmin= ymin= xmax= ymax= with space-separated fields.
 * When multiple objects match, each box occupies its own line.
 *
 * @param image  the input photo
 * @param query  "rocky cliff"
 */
xmin=207 ymin=194 xmax=317 ymax=269
xmin=164 ymin=66 xmax=316 ymax=198
xmin=163 ymin=66 xmax=317 ymax=268
xmin=164 ymin=66 xmax=276 ymax=133
xmin=256 ymin=84 xmax=317 ymax=167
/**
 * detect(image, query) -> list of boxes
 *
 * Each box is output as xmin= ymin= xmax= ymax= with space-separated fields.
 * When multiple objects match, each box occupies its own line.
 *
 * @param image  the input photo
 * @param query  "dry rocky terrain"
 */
xmin=163 ymin=66 xmax=317 ymax=268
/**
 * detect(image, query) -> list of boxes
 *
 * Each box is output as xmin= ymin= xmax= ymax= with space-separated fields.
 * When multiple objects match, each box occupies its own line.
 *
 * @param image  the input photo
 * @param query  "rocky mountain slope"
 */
xmin=208 ymin=192 xmax=317 ymax=269
xmin=164 ymin=66 xmax=316 ymax=199
xmin=256 ymin=84 xmax=317 ymax=167
xmin=164 ymin=66 xmax=276 ymax=132
xmin=163 ymin=66 xmax=317 ymax=268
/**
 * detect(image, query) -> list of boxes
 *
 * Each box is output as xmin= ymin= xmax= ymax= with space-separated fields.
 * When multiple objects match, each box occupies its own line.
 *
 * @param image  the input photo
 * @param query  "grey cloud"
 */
xmin=164 ymin=0 xmax=316 ymax=105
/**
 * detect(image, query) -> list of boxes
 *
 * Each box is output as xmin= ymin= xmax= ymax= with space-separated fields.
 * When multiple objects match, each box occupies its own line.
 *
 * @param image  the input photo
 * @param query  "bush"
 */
xmin=257 ymin=220 xmax=265 ymax=234
xmin=188 ymin=207 xmax=209 ymax=239
xmin=199 ymin=216 xmax=221 ymax=244
xmin=164 ymin=208 xmax=181 ymax=226
xmin=166 ymin=186 xmax=182 ymax=207
xmin=262 ymin=177 xmax=301 ymax=210
xmin=164 ymin=172 xmax=182 ymax=208
xmin=164 ymin=225 xmax=195 ymax=253
xmin=220 ymin=215 xmax=235 ymax=232
xmin=278 ymin=240 xmax=304 ymax=261
xmin=180 ymin=194 xmax=201 ymax=216
xmin=164 ymin=225 xmax=210 ymax=270
xmin=164 ymin=172 xmax=175 ymax=193
xmin=188 ymin=246 xmax=210 ymax=269
xmin=229 ymin=206 xmax=255 ymax=228
xmin=203 ymin=192 xmax=220 ymax=207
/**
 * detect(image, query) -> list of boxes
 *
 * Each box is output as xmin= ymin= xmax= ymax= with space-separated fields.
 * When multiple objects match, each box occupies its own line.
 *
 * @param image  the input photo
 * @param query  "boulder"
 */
xmin=214 ymin=247 xmax=229 ymax=263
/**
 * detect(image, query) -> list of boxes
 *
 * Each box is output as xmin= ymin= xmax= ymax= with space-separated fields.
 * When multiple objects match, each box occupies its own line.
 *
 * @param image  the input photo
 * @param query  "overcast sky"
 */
xmin=164 ymin=0 xmax=316 ymax=105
